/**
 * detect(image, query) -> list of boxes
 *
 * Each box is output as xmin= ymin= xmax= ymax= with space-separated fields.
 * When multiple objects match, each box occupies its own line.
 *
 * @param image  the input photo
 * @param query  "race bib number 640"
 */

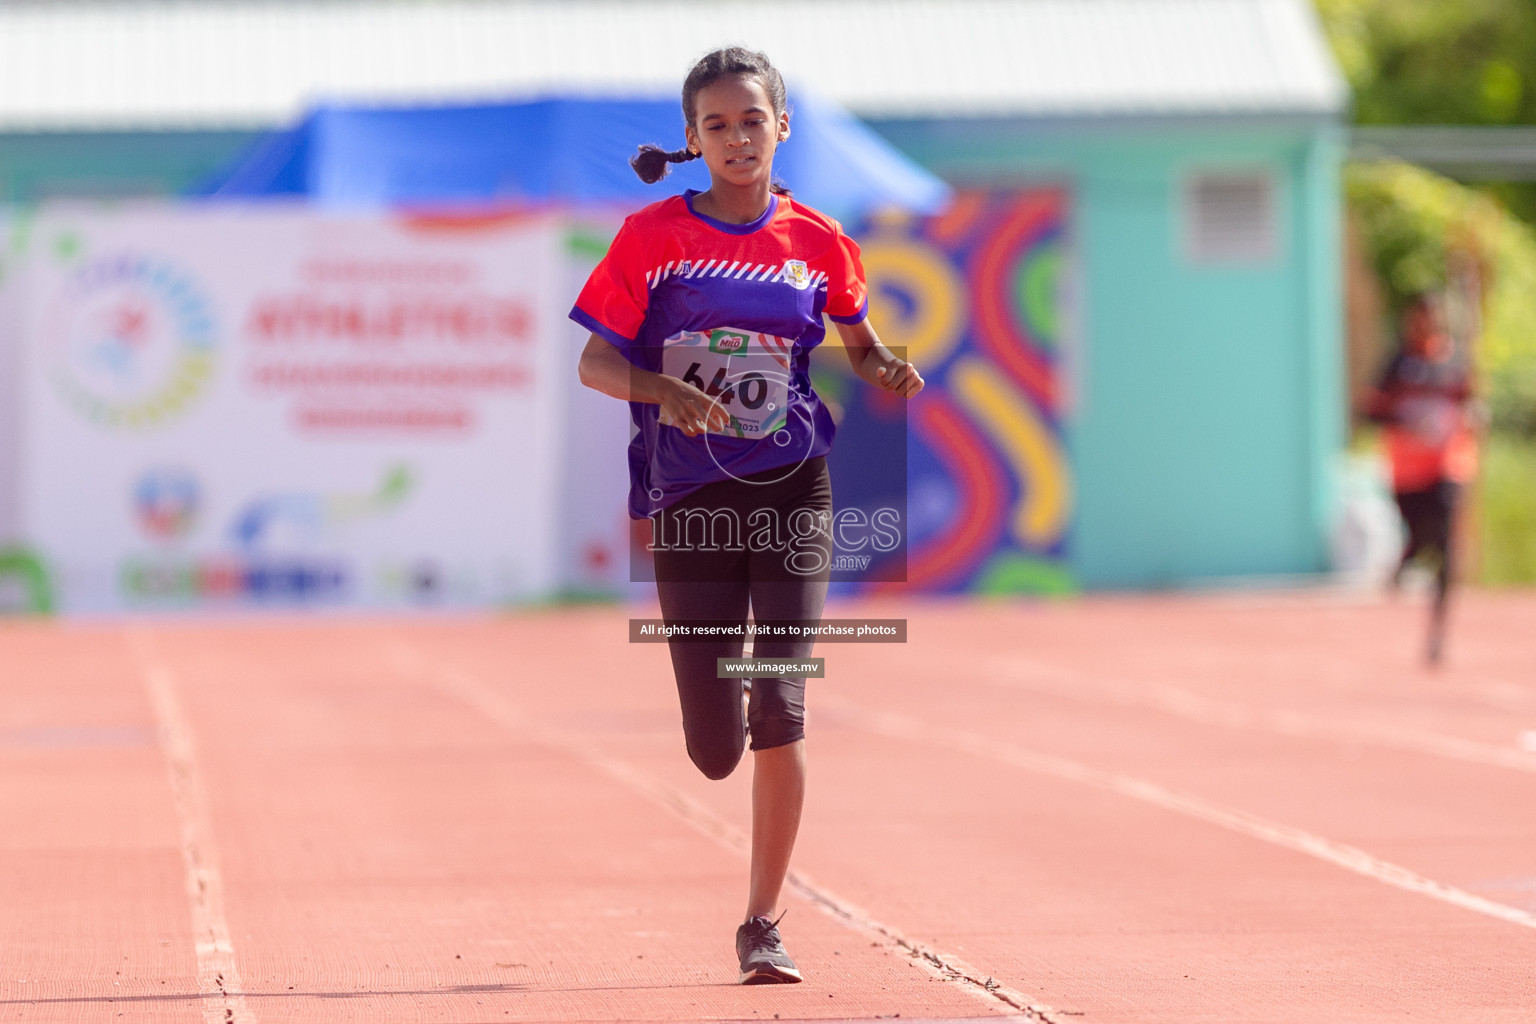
xmin=660 ymin=327 xmax=793 ymax=438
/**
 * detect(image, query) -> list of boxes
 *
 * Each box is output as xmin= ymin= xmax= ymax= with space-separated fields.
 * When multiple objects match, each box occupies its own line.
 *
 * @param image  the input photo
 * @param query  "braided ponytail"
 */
xmin=630 ymin=144 xmax=699 ymax=185
xmin=628 ymin=46 xmax=793 ymax=195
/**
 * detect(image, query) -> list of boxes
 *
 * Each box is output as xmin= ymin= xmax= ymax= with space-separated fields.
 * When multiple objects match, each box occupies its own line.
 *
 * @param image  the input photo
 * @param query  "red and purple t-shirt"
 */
xmin=571 ymin=189 xmax=869 ymax=518
xmin=1370 ymin=348 xmax=1478 ymax=492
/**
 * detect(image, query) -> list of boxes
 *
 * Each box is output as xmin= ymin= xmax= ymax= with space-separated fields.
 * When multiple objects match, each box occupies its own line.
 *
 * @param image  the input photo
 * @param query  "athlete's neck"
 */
xmin=691 ymin=181 xmax=774 ymax=225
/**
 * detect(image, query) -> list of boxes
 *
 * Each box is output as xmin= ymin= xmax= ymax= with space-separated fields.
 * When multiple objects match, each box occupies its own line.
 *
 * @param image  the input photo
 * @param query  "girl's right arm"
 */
xmin=577 ymin=334 xmax=731 ymax=437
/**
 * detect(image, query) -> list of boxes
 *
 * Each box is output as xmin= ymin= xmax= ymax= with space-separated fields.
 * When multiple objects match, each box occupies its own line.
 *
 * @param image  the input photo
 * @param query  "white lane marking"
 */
xmin=387 ymin=646 xmax=1047 ymax=1023
xmin=822 ymin=695 xmax=1536 ymax=932
xmin=127 ymin=630 xmax=255 ymax=1024
xmin=984 ymin=657 xmax=1536 ymax=775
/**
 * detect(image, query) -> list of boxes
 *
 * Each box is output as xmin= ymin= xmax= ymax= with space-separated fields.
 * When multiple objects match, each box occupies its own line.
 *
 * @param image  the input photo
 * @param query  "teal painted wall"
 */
xmin=870 ymin=117 xmax=1346 ymax=588
xmin=0 ymin=131 xmax=257 ymax=203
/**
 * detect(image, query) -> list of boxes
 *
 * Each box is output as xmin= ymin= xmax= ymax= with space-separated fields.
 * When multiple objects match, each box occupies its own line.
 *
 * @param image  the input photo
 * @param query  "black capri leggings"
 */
xmin=1395 ymin=480 xmax=1460 ymax=607
xmin=651 ymin=456 xmax=833 ymax=780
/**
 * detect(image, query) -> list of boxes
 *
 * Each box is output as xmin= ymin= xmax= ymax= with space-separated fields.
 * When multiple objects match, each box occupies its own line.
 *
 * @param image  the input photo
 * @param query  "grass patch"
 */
xmin=1478 ymin=432 xmax=1536 ymax=585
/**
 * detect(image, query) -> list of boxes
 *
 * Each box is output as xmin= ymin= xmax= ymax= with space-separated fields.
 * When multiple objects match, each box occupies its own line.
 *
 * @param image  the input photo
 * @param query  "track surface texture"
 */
xmin=1 ymin=589 xmax=1534 ymax=1023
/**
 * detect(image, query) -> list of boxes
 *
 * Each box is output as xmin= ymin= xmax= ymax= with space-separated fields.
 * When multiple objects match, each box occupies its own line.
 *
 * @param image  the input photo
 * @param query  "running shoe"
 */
xmin=735 ymin=913 xmax=802 ymax=984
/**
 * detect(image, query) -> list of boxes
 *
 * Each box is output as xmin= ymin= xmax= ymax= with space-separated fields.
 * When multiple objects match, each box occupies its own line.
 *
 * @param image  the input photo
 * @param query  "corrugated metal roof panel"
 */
xmin=0 ymin=0 xmax=1347 ymax=130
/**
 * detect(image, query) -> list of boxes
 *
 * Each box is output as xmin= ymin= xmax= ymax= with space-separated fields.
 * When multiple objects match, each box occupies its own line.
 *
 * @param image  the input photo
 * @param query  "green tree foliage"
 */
xmin=1349 ymin=161 xmax=1536 ymax=435
xmin=1481 ymin=433 xmax=1536 ymax=584
xmin=1316 ymin=0 xmax=1536 ymax=222
xmin=1317 ymin=0 xmax=1536 ymax=125
xmin=1325 ymin=0 xmax=1536 ymax=434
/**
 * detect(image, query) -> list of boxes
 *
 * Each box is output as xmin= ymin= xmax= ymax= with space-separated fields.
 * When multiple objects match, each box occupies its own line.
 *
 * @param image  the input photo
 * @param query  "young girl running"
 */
xmin=570 ymin=47 xmax=922 ymax=983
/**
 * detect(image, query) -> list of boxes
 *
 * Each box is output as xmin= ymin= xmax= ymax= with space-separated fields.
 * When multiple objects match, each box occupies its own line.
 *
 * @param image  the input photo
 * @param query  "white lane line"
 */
xmin=982 ymin=657 xmax=1536 ymax=776
xmin=822 ymin=695 xmax=1536 ymax=932
xmin=127 ymin=630 xmax=254 ymax=1024
xmin=386 ymin=645 xmax=1046 ymax=1024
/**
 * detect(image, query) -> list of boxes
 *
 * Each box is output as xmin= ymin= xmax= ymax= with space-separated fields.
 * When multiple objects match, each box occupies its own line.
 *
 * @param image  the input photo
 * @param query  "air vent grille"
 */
xmin=1185 ymin=172 xmax=1277 ymax=264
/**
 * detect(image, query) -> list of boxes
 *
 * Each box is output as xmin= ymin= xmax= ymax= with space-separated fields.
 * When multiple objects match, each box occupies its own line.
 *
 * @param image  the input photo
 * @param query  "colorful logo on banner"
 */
xmin=45 ymin=253 xmax=217 ymax=428
xmin=839 ymin=191 xmax=1073 ymax=594
xmin=229 ymin=464 xmax=414 ymax=550
xmin=119 ymin=465 xmax=414 ymax=606
xmin=132 ymin=467 xmax=201 ymax=540
xmin=121 ymin=557 xmax=350 ymax=604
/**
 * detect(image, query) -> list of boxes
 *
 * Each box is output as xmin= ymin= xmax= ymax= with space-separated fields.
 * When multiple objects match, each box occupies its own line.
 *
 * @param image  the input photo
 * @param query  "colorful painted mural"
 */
xmin=829 ymin=190 xmax=1073 ymax=595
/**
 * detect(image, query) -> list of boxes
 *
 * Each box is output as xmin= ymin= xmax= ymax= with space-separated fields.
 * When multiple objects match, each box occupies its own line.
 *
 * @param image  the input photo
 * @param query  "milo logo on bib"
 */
xmin=662 ymin=327 xmax=794 ymax=439
xmin=709 ymin=329 xmax=751 ymax=356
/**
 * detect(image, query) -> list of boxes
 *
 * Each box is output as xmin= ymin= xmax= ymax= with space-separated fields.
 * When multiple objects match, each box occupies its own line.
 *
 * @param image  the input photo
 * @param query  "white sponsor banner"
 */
xmin=555 ymin=212 xmax=641 ymax=600
xmin=0 ymin=209 xmax=21 ymax=548
xmin=16 ymin=202 xmax=578 ymax=612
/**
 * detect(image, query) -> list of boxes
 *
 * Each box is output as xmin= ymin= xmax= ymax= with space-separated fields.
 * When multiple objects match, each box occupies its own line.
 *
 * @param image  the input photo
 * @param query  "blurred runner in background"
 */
xmin=1364 ymin=293 xmax=1479 ymax=665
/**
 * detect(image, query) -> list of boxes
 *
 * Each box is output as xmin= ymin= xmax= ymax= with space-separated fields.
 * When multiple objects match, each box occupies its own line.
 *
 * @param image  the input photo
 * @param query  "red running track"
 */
xmin=0 ymin=589 xmax=1533 ymax=1023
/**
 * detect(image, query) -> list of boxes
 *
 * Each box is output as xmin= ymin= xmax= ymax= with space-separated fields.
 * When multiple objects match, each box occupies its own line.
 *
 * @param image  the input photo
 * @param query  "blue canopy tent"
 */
xmin=194 ymin=92 xmax=950 ymax=219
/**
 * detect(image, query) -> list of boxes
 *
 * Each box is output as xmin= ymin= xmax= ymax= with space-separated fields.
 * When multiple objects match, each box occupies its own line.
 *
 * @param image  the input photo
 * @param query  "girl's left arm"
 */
xmin=835 ymin=319 xmax=924 ymax=398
